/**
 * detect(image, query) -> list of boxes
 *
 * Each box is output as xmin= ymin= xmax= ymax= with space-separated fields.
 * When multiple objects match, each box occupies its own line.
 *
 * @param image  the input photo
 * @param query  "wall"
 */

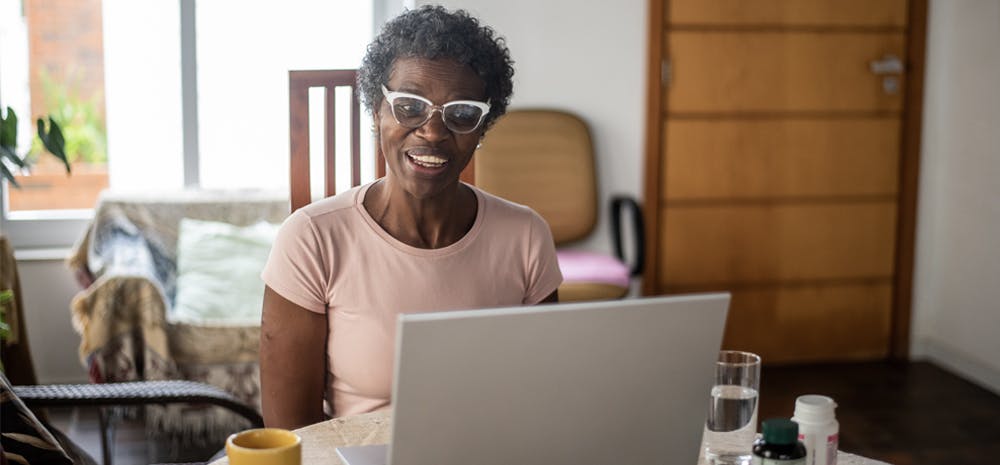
xmin=911 ymin=0 xmax=1000 ymax=395
xmin=414 ymin=0 xmax=648 ymax=262
xmin=13 ymin=255 xmax=89 ymax=383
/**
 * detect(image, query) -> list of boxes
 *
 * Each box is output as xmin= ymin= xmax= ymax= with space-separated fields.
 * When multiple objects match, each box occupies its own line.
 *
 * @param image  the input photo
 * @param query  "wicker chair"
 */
xmin=12 ymin=380 xmax=262 ymax=465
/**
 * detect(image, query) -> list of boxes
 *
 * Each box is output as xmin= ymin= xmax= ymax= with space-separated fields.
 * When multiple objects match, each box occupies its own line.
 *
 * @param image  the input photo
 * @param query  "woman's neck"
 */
xmin=363 ymin=177 xmax=478 ymax=249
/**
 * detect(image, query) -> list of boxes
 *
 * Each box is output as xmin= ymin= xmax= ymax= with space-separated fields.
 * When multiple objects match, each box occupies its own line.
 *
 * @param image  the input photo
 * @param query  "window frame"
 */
xmin=3 ymin=0 xmax=394 ymax=250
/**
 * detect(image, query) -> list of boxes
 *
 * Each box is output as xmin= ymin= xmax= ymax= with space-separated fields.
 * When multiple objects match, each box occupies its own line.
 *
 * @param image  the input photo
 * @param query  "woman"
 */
xmin=259 ymin=6 xmax=563 ymax=429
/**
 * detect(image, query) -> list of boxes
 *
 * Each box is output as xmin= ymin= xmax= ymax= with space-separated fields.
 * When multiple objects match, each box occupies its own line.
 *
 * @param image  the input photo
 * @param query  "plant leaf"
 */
xmin=0 ymin=106 xmax=16 ymax=149
xmin=1 ymin=161 xmax=21 ymax=188
xmin=1 ymin=145 xmax=26 ymax=168
xmin=37 ymin=117 xmax=71 ymax=174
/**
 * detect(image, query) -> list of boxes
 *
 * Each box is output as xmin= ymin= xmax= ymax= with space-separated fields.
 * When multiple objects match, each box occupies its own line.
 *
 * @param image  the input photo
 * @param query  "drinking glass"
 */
xmin=702 ymin=350 xmax=761 ymax=465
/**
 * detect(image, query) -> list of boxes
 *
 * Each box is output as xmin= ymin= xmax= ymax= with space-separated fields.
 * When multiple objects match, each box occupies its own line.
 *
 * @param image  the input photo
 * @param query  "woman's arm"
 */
xmin=260 ymin=286 xmax=328 ymax=429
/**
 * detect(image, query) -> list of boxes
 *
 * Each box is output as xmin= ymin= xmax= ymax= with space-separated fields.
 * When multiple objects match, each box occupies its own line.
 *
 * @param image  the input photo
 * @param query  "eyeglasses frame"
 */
xmin=380 ymin=85 xmax=491 ymax=134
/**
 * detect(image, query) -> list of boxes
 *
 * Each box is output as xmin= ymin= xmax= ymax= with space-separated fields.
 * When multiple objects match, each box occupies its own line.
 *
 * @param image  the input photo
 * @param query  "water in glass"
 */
xmin=703 ymin=384 xmax=759 ymax=465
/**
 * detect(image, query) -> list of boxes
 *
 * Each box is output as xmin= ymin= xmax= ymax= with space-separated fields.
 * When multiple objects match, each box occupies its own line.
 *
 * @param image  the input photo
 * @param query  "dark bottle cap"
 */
xmin=761 ymin=418 xmax=800 ymax=445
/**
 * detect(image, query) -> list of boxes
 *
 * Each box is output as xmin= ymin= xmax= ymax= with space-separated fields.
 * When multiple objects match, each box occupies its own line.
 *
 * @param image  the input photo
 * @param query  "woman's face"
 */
xmin=376 ymin=57 xmax=487 ymax=199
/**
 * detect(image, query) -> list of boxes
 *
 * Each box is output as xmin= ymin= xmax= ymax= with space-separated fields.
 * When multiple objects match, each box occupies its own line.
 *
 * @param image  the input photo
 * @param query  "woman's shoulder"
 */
xmin=291 ymin=184 xmax=368 ymax=223
xmin=275 ymin=185 xmax=372 ymax=242
xmin=470 ymin=184 xmax=547 ymax=228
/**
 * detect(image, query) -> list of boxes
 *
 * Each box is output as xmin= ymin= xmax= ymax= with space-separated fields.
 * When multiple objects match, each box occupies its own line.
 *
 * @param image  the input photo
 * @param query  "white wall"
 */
xmin=14 ymin=256 xmax=89 ymax=383
xmin=911 ymin=0 xmax=1000 ymax=395
xmin=415 ymin=0 xmax=648 ymax=260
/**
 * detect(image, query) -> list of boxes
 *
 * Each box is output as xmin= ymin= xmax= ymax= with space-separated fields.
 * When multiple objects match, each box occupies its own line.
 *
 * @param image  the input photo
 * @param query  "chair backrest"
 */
xmin=474 ymin=110 xmax=598 ymax=245
xmin=288 ymin=69 xmax=368 ymax=212
xmin=288 ymin=69 xmax=475 ymax=211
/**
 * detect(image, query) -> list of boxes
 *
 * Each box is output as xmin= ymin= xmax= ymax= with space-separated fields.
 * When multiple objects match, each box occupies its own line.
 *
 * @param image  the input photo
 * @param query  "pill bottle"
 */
xmin=791 ymin=395 xmax=839 ymax=465
xmin=752 ymin=418 xmax=806 ymax=464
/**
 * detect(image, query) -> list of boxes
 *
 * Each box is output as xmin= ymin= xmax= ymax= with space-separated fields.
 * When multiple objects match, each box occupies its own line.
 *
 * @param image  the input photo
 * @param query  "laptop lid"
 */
xmin=385 ymin=293 xmax=730 ymax=465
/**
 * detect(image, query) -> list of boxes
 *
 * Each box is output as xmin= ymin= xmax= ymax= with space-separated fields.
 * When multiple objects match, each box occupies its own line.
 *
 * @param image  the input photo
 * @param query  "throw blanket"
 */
xmin=66 ymin=190 xmax=287 ymax=448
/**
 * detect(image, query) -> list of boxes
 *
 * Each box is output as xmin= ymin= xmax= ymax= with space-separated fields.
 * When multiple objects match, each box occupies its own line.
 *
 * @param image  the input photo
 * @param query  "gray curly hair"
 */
xmin=357 ymin=5 xmax=515 ymax=129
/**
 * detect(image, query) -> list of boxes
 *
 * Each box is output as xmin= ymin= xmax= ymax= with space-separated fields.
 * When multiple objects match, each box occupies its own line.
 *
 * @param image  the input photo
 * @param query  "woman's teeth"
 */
xmin=408 ymin=154 xmax=447 ymax=168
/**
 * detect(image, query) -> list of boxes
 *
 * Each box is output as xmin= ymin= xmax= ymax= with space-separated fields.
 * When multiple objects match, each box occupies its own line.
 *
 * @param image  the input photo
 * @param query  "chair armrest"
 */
xmin=609 ymin=196 xmax=645 ymax=277
xmin=12 ymin=380 xmax=263 ymax=429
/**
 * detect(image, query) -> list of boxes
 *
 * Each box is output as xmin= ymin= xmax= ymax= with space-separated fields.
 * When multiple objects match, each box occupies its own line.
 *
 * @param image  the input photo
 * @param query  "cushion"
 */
xmin=170 ymin=218 xmax=280 ymax=326
xmin=556 ymin=250 xmax=630 ymax=289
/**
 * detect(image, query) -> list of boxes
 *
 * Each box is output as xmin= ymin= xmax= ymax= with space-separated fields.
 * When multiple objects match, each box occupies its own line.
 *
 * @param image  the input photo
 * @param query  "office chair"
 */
xmin=474 ymin=110 xmax=644 ymax=301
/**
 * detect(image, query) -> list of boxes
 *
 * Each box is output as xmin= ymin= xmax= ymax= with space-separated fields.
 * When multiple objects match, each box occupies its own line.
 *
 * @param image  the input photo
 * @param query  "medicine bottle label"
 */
xmin=798 ymin=432 xmax=839 ymax=465
xmin=825 ymin=433 xmax=839 ymax=465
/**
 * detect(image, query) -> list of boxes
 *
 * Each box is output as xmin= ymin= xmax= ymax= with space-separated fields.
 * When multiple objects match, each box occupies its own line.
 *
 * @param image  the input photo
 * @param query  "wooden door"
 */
xmin=643 ymin=0 xmax=926 ymax=363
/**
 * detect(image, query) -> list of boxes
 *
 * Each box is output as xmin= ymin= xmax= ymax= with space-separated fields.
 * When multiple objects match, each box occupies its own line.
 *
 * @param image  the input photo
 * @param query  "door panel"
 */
xmin=647 ymin=0 xmax=919 ymax=363
xmin=723 ymin=284 xmax=894 ymax=363
xmin=665 ymin=32 xmax=906 ymax=113
xmin=663 ymin=118 xmax=901 ymax=199
xmin=668 ymin=0 xmax=908 ymax=28
xmin=659 ymin=203 xmax=897 ymax=286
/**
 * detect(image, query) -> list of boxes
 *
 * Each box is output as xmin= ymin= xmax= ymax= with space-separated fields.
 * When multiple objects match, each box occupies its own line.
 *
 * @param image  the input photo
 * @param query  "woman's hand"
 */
xmin=260 ymin=286 xmax=328 ymax=429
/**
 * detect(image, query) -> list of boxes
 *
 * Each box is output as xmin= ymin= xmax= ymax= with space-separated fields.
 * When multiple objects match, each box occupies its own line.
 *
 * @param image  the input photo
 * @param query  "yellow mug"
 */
xmin=226 ymin=428 xmax=302 ymax=465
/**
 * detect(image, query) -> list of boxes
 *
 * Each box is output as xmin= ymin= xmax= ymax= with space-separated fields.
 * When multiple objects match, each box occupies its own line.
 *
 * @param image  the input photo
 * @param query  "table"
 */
xmin=209 ymin=410 xmax=890 ymax=465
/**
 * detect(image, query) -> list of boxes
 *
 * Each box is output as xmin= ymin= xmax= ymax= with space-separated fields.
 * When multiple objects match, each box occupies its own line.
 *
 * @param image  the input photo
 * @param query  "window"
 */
xmin=1 ymin=0 xmax=377 ymax=248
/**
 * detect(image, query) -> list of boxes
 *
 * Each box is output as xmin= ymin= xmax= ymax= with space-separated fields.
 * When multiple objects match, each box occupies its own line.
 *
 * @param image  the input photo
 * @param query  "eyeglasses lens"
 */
xmin=390 ymin=98 xmax=484 ymax=133
xmin=390 ymin=97 xmax=430 ymax=127
xmin=442 ymin=105 xmax=483 ymax=133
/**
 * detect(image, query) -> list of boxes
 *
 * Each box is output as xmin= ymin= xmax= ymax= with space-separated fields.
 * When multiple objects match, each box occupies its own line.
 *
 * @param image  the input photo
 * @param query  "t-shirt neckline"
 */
xmin=354 ymin=181 xmax=486 ymax=257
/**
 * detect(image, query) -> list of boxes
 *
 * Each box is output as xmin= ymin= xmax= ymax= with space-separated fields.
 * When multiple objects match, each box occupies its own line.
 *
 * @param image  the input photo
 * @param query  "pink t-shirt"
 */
xmin=261 ymin=182 xmax=563 ymax=417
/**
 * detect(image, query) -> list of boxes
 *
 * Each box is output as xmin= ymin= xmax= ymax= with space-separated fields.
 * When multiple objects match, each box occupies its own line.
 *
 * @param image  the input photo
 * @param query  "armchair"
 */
xmin=64 ymin=190 xmax=286 ymax=459
xmin=2 ymin=235 xmax=263 ymax=465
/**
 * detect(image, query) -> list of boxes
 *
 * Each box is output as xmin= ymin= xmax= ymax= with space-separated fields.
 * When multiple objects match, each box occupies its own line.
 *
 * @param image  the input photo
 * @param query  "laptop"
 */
xmin=336 ymin=293 xmax=730 ymax=465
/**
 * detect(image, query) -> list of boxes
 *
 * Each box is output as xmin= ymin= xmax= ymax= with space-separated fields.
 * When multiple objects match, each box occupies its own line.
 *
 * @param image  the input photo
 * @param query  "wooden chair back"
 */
xmin=289 ymin=69 xmax=380 ymax=212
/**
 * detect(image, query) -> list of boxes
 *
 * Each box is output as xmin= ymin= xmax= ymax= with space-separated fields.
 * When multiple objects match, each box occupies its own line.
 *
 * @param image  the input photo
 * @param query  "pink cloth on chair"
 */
xmin=556 ymin=250 xmax=630 ymax=289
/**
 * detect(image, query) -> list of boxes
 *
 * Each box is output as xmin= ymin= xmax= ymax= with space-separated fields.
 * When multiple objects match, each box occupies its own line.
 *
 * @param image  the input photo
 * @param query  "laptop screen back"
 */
xmin=388 ymin=293 xmax=730 ymax=465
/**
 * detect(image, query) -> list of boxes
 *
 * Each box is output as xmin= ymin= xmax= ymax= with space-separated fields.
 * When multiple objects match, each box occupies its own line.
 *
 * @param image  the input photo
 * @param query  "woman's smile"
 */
xmin=405 ymin=147 xmax=449 ymax=173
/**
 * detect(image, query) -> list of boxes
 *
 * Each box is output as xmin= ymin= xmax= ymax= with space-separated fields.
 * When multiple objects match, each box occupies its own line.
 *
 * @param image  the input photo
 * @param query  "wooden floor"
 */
xmin=47 ymin=361 xmax=1000 ymax=465
xmin=759 ymin=361 xmax=1000 ymax=465
xmin=47 ymin=407 xmax=150 ymax=465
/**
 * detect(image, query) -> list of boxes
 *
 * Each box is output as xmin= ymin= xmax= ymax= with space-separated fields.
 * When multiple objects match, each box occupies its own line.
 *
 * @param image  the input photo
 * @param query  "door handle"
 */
xmin=869 ymin=54 xmax=904 ymax=75
xmin=869 ymin=54 xmax=904 ymax=95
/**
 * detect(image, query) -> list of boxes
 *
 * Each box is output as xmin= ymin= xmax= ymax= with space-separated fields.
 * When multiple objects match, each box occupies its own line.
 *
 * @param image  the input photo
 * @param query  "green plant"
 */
xmin=30 ymin=70 xmax=107 ymax=165
xmin=1 ymin=106 xmax=69 ymax=188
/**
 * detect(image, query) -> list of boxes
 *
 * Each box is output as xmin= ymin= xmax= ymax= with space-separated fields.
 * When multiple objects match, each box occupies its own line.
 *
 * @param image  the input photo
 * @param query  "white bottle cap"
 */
xmin=793 ymin=394 xmax=837 ymax=424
